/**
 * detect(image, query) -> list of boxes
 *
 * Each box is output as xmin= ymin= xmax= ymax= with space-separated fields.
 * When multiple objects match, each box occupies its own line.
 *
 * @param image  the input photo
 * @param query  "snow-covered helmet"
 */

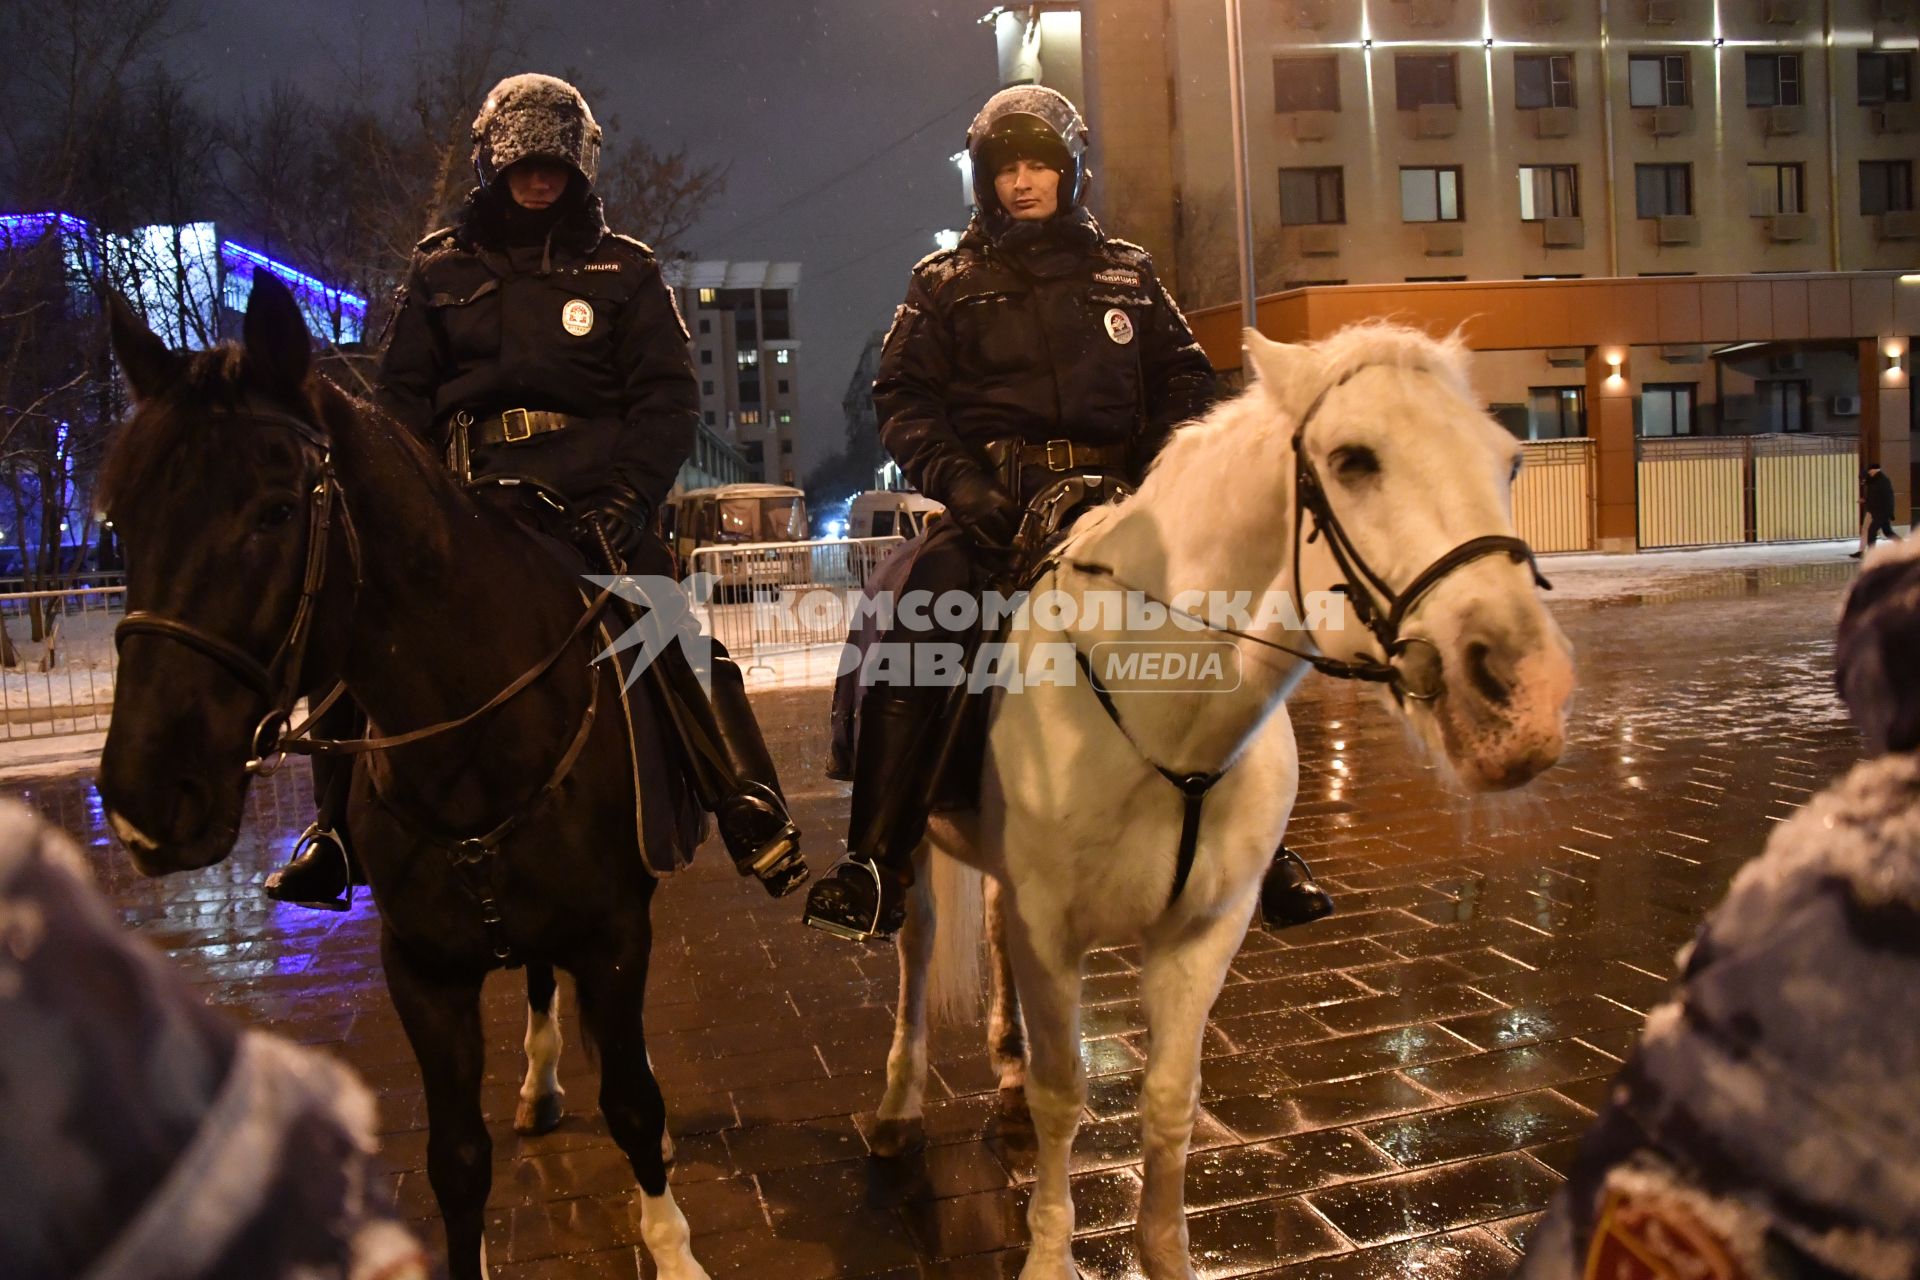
xmin=965 ymin=86 xmax=1089 ymax=216
xmin=471 ymin=73 xmax=603 ymax=188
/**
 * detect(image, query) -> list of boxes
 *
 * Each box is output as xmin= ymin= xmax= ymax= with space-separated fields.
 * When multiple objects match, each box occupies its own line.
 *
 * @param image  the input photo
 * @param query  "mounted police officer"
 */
xmin=266 ymin=73 xmax=805 ymax=909
xmin=803 ymin=86 xmax=1331 ymax=942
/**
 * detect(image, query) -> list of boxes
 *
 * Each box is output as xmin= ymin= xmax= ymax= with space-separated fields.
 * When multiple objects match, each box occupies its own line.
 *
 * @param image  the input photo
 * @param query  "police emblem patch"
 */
xmin=561 ymin=299 xmax=595 ymax=336
xmin=1104 ymin=308 xmax=1135 ymax=345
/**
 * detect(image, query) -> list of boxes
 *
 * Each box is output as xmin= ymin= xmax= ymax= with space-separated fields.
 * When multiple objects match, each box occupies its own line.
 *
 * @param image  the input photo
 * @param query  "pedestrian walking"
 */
xmin=1849 ymin=461 xmax=1899 ymax=559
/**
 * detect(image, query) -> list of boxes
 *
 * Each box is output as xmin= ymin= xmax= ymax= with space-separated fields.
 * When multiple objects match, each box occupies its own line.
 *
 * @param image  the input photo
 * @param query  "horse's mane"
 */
xmin=1067 ymin=321 xmax=1476 ymax=557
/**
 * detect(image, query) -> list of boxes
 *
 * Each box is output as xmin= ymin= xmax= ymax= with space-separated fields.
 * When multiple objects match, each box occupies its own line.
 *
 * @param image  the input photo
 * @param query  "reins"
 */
xmin=1047 ymin=359 xmax=1554 ymax=910
xmin=110 ymin=400 xmax=616 ymax=963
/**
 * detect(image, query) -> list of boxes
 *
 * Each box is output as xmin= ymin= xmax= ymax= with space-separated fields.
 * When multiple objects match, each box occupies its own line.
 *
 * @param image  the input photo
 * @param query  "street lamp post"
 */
xmin=1223 ymin=0 xmax=1259 ymax=334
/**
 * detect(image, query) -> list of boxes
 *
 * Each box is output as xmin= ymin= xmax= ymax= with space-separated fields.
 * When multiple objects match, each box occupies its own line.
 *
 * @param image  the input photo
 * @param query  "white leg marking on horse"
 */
xmin=871 ymin=871 xmax=937 ymax=1156
xmin=1135 ymin=908 xmax=1253 ymax=1280
xmin=519 ymin=1004 xmax=564 ymax=1105
xmin=638 ymin=1187 xmax=710 ymax=1280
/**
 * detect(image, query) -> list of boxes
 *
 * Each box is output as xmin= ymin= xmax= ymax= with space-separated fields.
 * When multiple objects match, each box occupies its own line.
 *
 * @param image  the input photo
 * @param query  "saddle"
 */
xmin=827 ymin=472 xmax=1134 ymax=810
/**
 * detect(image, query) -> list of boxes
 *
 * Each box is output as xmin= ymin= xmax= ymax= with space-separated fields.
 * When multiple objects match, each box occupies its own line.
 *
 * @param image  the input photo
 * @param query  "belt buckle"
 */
xmin=1044 ymin=439 xmax=1073 ymax=472
xmin=501 ymin=408 xmax=532 ymax=443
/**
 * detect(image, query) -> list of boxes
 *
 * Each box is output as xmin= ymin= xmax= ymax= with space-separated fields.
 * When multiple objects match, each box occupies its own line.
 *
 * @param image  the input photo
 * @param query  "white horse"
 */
xmin=865 ymin=321 xmax=1577 ymax=1280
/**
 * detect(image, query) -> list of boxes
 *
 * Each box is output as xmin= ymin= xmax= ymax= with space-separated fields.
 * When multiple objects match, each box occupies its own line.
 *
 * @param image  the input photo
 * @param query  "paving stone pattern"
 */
xmin=11 ymin=562 xmax=1863 ymax=1278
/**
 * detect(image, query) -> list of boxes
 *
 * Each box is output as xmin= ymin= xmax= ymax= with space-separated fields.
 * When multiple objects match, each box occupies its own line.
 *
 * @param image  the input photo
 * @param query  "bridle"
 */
xmin=1284 ymin=364 xmax=1550 ymax=701
xmin=1063 ymin=360 xmax=1551 ymax=703
xmin=113 ymin=405 xmax=361 ymax=773
xmin=1052 ymin=359 xmax=1552 ymax=910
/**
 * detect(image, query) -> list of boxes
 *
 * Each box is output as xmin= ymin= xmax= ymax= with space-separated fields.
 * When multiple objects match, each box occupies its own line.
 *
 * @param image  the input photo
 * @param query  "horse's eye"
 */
xmin=1329 ymin=446 xmax=1379 ymax=480
xmin=256 ymin=501 xmax=298 ymax=531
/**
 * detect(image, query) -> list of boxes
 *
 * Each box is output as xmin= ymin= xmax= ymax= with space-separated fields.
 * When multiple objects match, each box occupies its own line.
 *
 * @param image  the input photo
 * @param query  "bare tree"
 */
xmin=598 ymin=141 xmax=727 ymax=257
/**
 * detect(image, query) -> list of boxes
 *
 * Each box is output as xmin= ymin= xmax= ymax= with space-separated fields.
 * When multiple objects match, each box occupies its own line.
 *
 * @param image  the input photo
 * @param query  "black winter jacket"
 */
xmin=1865 ymin=470 xmax=1897 ymax=522
xmin=872 ymin=211 xmax=1217 ymax=503
xmin=378 ymin=188 xmax=698 ymax=513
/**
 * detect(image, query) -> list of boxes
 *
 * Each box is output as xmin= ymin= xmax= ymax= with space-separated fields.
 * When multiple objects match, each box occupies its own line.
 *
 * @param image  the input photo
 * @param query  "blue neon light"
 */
xmin=220 ymin=240 xmax=368 ymax=309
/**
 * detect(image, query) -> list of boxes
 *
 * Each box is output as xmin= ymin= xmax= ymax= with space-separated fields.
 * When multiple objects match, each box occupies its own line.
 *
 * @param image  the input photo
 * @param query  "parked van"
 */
xmin=660 ymin=483 xmax=810 ymax=596
xmin=847 ymin=490 xmax=943 ymax=540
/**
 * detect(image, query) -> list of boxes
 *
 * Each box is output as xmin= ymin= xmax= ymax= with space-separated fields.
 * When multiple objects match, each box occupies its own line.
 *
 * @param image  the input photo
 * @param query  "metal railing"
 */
xmin=0 ymin=583 xmax=126 ymax=739
xmin=1637 ymin=433 xmax=1858 ymax=549
xmin=1514 ymin=438 xmax=1596 ymax=553
xmin=687 ymin=537 xmax=905 ymax=664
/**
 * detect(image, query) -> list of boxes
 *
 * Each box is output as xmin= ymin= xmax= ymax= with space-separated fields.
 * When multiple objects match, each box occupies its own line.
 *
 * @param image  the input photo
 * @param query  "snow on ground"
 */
xmin=1541 ymin=538 xmax=1861 ymax=602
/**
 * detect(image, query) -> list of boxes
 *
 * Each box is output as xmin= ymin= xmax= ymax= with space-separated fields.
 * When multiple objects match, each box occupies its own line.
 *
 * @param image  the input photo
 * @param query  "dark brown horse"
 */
xmin=96 ymin=272 xmax=713 ymax=1280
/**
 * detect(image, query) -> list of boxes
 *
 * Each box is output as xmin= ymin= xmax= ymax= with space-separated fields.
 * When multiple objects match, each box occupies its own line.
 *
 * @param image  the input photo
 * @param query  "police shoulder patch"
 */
xmin=415 ymin=226 xmax=457 ymax=253
xmin=1102 ymin=238 xmax=1152 ymax=263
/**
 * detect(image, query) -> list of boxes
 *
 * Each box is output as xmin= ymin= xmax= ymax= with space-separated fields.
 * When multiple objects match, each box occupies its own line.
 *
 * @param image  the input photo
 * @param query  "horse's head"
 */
xmin=1247 ymin=324 xmax=1575 ymax=791
xmin=97 ymin=272 xmax=345 ymax=873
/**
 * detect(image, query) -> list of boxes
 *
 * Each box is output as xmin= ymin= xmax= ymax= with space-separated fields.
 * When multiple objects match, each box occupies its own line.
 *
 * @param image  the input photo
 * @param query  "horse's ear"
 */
xmin=106 ymin=292 xmax=180 ymax=402
xmin=242 ymin=269 xmax=311 ymax=396
xmin=1242 ymin=330 xmax=1318 ymax=402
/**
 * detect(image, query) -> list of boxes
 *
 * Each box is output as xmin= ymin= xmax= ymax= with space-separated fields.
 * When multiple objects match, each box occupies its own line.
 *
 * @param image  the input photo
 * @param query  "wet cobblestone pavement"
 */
xmin=7 ymin=558 xmax=1865 ymax=1279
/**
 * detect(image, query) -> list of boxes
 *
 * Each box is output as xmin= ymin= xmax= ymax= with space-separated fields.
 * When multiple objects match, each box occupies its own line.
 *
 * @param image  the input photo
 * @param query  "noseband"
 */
xmin=1286 ymin=365 xmax=1550 ymax=701
xmin=113 ymin=405 xmax=360 ymax=773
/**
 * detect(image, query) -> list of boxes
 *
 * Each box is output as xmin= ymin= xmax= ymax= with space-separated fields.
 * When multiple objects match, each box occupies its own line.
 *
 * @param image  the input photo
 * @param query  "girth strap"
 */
xmin=1071 ymin=648 xmax=1224 ymax=909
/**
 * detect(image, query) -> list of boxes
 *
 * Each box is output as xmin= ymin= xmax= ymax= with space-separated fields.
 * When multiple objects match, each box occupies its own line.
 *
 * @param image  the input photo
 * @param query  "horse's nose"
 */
xmin=1463 ymin=637 xmax=1518 ymax=707
xmin=166 ymin=773 xmax=213 ymax=838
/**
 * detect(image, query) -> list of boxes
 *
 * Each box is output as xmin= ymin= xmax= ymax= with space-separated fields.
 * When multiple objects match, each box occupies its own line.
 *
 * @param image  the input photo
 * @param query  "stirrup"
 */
xmin=267 ymin=823 xmax=353 ymax=912
xmin=801 ymin=857 xmax=892 ymax=943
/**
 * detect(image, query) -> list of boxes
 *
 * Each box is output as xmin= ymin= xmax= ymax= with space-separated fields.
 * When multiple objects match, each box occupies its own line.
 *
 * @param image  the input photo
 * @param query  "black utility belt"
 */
xmin=456 ymin=408 xmax=579 ymax=447
xmin=982 ymin=437 xmax=1129 ymax=475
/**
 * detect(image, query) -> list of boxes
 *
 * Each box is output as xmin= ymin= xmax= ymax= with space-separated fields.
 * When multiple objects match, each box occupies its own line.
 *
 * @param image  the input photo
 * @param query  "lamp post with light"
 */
xmin=1223 ymin=0 xmax=1259 ymax=334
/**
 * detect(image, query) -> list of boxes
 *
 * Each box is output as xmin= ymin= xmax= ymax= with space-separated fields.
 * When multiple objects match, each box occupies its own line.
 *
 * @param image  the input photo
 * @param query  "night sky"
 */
xmin=172 ymin=0 xmax=1003 ymax=482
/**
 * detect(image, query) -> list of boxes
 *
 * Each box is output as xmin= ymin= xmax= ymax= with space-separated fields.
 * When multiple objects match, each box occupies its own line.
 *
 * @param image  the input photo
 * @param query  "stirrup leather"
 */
xmin=802 ymin=857 xmax=891 ymax=943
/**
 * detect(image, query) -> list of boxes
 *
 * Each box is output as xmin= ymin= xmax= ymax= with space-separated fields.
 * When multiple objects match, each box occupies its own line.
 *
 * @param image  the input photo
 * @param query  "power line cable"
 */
xmin=704 ymin=87 xmax=985 ymax=250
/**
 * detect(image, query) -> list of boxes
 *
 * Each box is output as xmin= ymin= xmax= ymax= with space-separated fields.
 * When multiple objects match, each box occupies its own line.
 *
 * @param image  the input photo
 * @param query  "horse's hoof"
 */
xmin=514 ymin=1092 xmax=563 ymax=1136
xmin=867 ymin=1115 xmax=926 ymax=1158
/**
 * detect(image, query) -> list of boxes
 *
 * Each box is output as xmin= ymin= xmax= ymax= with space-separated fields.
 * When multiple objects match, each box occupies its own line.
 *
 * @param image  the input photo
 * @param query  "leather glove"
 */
xmin=574 ymin=484 xmax=652 ymax=563
xmin=941 ymin=466 xmax=1020 ymax=553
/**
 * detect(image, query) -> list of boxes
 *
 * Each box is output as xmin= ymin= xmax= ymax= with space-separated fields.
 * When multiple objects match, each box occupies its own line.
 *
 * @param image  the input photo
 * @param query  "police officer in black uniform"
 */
xmin=266 ymin=74 xmax=805 ymax=907
xmin=803 ymin=86 xmax=1331 ymax=942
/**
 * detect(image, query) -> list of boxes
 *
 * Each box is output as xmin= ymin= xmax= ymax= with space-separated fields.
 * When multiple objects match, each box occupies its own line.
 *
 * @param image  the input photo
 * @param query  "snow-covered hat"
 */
xmin=965 ymin=85 xmax=1089 ymax=214
xmin=471 ymin=73 xmax=603 ymax=188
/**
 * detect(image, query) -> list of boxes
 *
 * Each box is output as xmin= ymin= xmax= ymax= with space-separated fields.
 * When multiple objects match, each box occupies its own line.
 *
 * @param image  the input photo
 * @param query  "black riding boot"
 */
xmin=265 ymin=702 xmax=362 ymax=911
xmin=803 ymin=688 xmax=934 ymax=942
xmin=1260 ymin=845 xmax=1334 ymax=930
xmin=647 ymin=636 xmax=807 ymax=898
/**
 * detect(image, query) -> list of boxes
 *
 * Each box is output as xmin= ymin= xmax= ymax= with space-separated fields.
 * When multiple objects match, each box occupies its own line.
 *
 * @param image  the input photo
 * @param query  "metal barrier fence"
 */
xmin=1514 ymin=438 xmax=1595 ymax=553
xmin=1637 ymin=433 xmax=1858 ymax=549
xmin=687 ymin=537 xmax=904 ymax=665
xmin=0 ymin=583 xmax=126 ymax=739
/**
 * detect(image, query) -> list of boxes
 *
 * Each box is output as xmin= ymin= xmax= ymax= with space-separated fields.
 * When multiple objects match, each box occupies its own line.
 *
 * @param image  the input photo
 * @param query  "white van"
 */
xmin=847 ymin=490 xmax=944 ymax=539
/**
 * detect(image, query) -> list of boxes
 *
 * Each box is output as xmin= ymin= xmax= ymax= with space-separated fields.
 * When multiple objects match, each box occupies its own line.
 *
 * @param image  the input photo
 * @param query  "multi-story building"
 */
xmin=993 ymin=0 xmax=1917 ymax=550
xmin=664 ymin=260 xmax=803 ymax=486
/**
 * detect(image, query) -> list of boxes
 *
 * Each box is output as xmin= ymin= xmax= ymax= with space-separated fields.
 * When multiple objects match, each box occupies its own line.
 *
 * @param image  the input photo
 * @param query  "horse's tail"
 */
xmin=926 ymin=845 xmax=985 ymax=1026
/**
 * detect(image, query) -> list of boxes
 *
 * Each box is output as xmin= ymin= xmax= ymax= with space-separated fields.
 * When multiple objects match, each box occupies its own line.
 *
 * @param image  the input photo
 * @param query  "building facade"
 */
xmin=995 ymin=1 xmax=1916 ymax=549
xmin=663 ymin=260 xmax=803 ymax=486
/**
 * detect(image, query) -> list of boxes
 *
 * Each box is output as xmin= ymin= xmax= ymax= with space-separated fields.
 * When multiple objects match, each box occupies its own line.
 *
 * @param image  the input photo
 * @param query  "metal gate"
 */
xmin=1637 ymin=438 xmax=1751 ymax=549
xmin=1514 ymin=438 xmax=1595 ymax=553
xmin=1638 ymin=434 xmax=1858 ymax=549
xmin=1753 ymin=434 xmax=1859 ymax=543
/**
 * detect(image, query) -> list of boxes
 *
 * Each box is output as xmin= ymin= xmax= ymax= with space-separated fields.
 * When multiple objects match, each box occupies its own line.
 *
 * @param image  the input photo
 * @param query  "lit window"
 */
xmin=1628 ymin=53 xmax=1689 ymax=108
xmin=737 ymin=349 xmax=759 ymax=367
xmin=1518 ymin=165 xmax=1578 ymax=220
xmin=738 ymin=409 xmax=761 ymax=426
xmin=1400 ymin=167 xmax=1463 ymax=222
xmin=698 ymin=287 xmax=717 ymax=304
xmin=774 ymin=349 xmax=791 ymax=364
xmin=777 ymin=411 xmax=793 ymax=425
